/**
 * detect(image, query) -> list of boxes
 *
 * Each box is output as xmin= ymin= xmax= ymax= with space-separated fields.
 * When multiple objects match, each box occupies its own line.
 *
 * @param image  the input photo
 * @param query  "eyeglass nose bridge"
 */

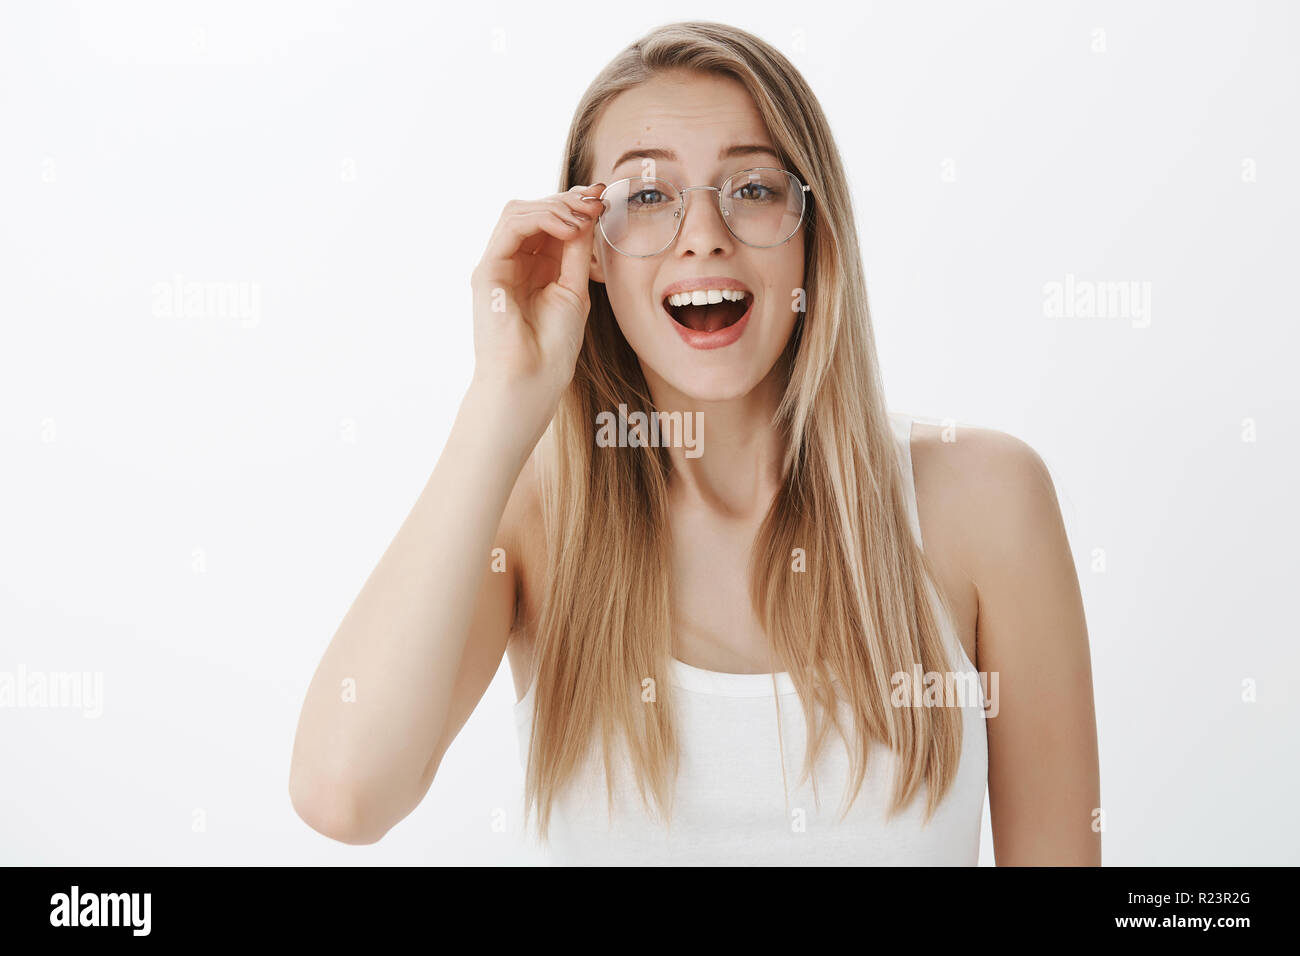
xmin=599 ymin=173 xmax=812 ymax=256
xmin=676 ymin=184 xmax=729 ymax=224
xmin=671 ymin=181 xmax=813 ymax=243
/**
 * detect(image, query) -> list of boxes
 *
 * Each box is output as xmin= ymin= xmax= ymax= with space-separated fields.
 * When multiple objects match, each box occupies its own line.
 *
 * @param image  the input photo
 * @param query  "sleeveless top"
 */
xmin=512 ymin=410 xmax=988 ymax=865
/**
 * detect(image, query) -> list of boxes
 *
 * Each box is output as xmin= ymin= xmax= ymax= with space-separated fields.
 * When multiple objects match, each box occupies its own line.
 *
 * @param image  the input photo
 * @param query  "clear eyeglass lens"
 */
xmin=720 ymin=168 xmax=804 ymax=248
xmin=599 ymin=169 xmax=805 ymax=256
xmin=598 ymin=177 xmax=680 ymax=256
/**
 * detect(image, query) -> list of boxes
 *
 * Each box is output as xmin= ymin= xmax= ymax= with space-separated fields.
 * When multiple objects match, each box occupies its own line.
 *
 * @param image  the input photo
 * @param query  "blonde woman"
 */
xmin=289 ymin=21 xmax=1100 ymax=865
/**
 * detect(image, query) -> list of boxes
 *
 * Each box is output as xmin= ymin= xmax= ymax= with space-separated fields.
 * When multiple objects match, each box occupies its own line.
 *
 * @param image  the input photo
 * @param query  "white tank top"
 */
xmin=512 ymin=410 xmax=988 ymax=864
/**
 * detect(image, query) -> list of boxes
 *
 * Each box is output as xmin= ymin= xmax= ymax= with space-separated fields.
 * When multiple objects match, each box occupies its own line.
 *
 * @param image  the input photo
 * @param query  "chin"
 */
xmin=616 ymin=301 xmax=795 ymax=405
xmin=632 ymin=334 xmax=785 ymax=404
xmin=657 ymin=364 xmax=765 ymax=403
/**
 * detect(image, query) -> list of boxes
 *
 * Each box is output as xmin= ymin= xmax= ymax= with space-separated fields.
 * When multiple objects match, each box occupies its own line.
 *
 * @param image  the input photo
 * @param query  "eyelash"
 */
xmin=626 ymin=183 xmax=777 ymax=205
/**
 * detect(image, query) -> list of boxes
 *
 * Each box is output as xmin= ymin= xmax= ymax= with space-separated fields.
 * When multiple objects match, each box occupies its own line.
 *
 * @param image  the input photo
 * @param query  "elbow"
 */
xmin=288 ymin=766 xmax=390 ymax=846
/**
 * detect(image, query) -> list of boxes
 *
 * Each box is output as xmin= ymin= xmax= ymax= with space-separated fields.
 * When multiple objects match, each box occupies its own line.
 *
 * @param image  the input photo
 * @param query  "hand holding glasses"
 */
xmin=464 ymin=168 xmax=810 ymax=426
xmin=595 ymin=167 xmax=812 ymax=257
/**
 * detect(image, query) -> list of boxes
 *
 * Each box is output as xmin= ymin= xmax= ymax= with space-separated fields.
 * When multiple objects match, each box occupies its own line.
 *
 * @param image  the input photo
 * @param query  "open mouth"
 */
xmin=662 ymin=292 xmax=754 ymax=333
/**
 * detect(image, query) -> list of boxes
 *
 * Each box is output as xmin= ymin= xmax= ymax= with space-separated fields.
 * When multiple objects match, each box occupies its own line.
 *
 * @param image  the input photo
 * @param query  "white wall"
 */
xmin=1 ymin=0 xmax=1295 ymax=865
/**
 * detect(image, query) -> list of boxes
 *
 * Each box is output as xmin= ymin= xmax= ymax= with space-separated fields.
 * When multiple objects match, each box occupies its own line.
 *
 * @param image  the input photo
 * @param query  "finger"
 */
xmin=555 ymin=209 xmax=596 ymax=299
xmin=568 ymin=182 xmax=607 ymax=198
xmin=546 ymin=196 xmax=592 ymax=223
xmin=504 ymin=188 xmax=601 ymax=222
xmin=557 ymin=183 xmax=607 ymax=219
xmin=478 ymin=210 xmax=583 ymax=286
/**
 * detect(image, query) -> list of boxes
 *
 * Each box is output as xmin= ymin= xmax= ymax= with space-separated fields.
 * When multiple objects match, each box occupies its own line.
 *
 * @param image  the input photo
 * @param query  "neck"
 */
xmin=643 ymin=362 xmax=788 ymax=520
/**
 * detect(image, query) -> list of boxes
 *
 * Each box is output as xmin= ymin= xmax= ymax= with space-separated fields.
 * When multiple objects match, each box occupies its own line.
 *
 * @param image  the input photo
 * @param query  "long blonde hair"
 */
xmin=523 ymin=20 xmax=964 ymax=840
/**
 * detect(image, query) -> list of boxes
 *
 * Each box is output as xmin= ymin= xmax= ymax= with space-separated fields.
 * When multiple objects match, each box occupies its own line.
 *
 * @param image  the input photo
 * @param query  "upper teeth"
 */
xmin=667 ymin=289 xmax=748 ymax=307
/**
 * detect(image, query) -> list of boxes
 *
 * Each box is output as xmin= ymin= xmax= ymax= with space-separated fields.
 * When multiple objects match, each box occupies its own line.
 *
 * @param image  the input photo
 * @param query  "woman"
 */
xmin=289 ymin=20 xmax=1100 ymax=865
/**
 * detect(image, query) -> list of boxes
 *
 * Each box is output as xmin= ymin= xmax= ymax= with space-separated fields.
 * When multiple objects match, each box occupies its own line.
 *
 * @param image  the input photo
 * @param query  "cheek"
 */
xmin=602 ymin=263 xmax=660 ymax=343
xmin=757 ymin=299 xmax=800 ymax=362
xmin=606 ymin=294 xmax=674 ymax=375
xmin=607 ymin=285 xmax=654 ymax=345
xmin=764 ymin=262 xmax=805 ymax=338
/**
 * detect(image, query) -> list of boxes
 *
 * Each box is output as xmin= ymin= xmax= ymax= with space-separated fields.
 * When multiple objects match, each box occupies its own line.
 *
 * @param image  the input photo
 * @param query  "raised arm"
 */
xmin=288 ymin=183 xmax=605 ymax=844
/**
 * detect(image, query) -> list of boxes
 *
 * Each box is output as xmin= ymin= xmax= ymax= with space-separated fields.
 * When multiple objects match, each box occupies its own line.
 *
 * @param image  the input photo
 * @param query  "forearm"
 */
xmin=289 ymin=383 xmax=536 ymax=840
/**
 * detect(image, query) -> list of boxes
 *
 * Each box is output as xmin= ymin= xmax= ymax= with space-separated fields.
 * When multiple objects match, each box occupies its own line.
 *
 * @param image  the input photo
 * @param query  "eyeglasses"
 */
xmin=596 ymin=166 xmax=812 ymax=257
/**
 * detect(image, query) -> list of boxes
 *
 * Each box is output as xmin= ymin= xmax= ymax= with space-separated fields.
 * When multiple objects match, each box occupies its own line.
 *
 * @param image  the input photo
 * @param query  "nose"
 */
xmin=673 ymin=186 xmax=734 ymax=256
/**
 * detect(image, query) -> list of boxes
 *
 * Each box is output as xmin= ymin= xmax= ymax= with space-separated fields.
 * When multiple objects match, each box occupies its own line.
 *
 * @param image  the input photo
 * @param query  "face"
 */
xmin=587 ymin=71 xmax=806 ymax=404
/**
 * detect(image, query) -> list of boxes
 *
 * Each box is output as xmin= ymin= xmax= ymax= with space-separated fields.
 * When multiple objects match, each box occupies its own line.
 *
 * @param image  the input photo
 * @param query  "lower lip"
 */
xmin=664 ymin=296 xmax=755 ymax=350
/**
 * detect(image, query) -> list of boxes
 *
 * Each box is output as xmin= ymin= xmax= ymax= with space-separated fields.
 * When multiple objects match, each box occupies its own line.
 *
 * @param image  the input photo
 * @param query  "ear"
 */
xmin=588 ymin=239 xmax=607 ymax=286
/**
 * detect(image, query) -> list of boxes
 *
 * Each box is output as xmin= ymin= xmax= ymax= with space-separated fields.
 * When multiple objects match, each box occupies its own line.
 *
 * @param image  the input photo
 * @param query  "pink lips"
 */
xmin=664 ymin=295 xmax=755 ymax=350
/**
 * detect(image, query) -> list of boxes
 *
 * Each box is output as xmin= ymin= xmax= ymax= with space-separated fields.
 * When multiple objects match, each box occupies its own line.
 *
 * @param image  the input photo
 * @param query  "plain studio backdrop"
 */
xmin=1 ymin=0 xmax=1297 ymax=866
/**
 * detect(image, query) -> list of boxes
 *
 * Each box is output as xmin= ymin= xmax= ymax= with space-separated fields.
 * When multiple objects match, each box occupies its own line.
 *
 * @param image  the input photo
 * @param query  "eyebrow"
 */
xmin=609 ymin=143 xmax=781 ymax=175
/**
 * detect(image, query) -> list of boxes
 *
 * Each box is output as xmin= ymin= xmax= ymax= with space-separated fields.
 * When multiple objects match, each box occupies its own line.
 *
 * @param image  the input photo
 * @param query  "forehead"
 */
xmin=592 ymin=72 xmax=775 ymax=174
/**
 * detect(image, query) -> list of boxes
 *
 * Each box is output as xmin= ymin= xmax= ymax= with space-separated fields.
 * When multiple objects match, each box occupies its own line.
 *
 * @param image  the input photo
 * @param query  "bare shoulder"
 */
xmin=910 ymin=421 xmax=1098 ymax=863
xmin=909 ymin=420 xmax=1063 ymax=566
xmin=907 ymin=419 xmax=1075 ymax=674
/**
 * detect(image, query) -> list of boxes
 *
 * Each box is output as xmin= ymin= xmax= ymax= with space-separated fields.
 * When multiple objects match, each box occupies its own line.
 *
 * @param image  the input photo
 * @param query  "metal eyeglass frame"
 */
xmin=596 ymin=166 xmax=813 ymax=257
